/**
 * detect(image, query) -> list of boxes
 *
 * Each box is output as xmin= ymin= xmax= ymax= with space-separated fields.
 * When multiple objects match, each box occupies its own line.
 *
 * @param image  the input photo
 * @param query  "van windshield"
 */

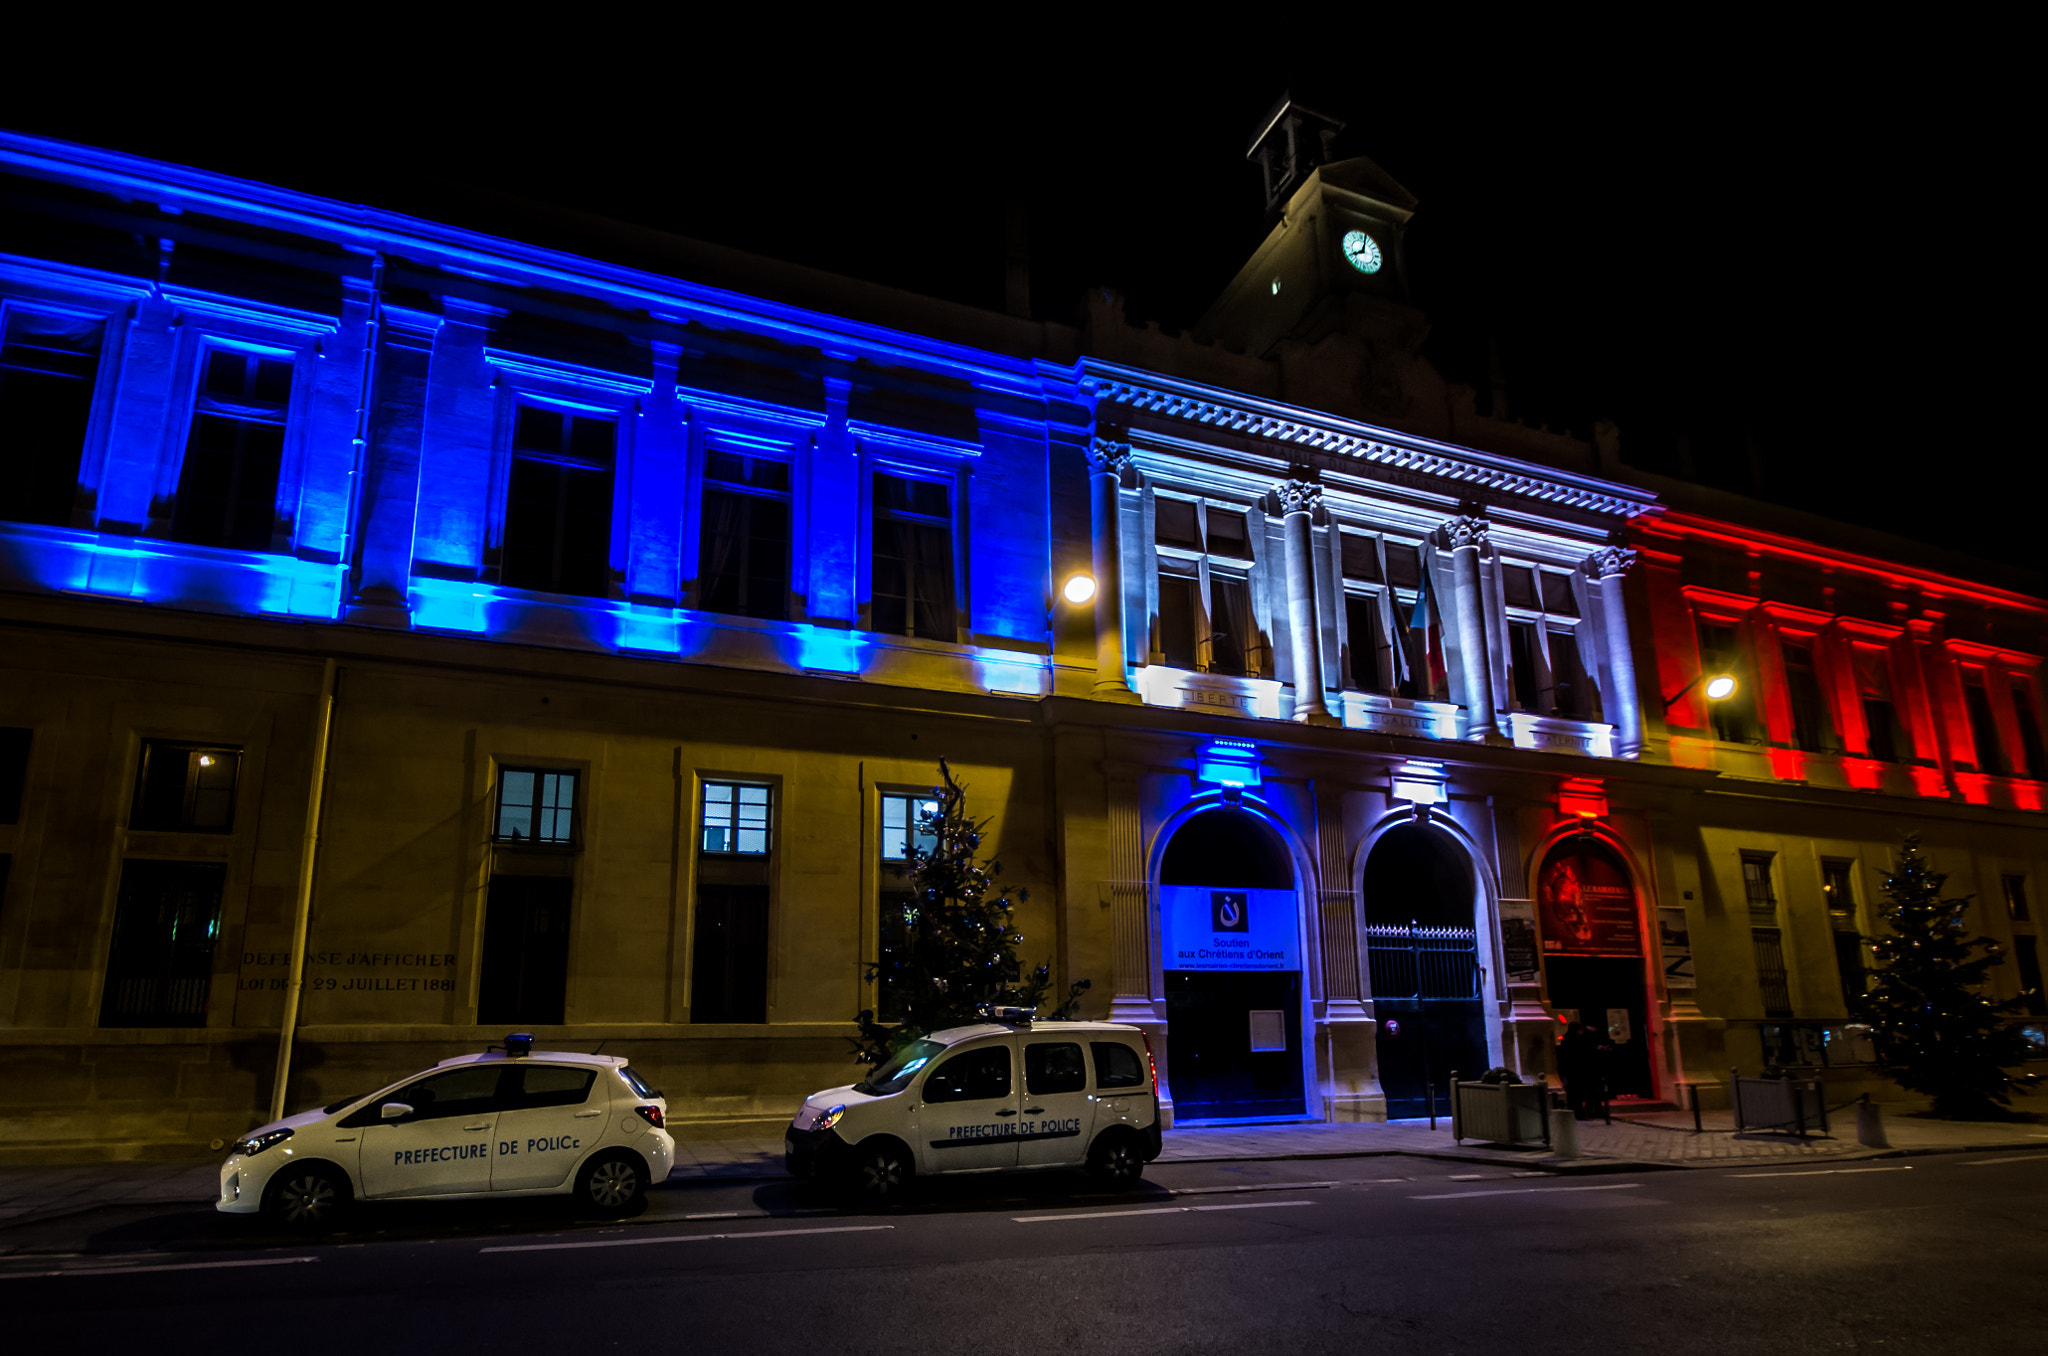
xmin=855 ymin=1039 xmax=945 ymax=1096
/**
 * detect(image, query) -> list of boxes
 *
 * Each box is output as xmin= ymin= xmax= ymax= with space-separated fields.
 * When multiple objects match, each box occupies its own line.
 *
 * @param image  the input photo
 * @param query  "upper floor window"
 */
xmin=2010 ymin=677 xmax=2045 ymax=782
xmin=871 ymin=471 xmax=955 ymax=641
xmin=1154 ymin=495 xmax=1262 ymax=678
xmin=172 ymin=348 xmax=291 ymax=552
xmin=1852 ymin=644 xmax=1909 ymax=763
xmin=504 ymin=404 xmax=614 ymax=598
xmin=0 ymin=306 xmax=102 ymax=529
xmin=701 ymin=782 xmax=772 ymax=855
xmin=131 ymin=741 xmax=241 ymax=833
xmin=1740 ymin=852 xmax=1777 ymax=913
xmin=699 ymin=447 xmax=791 ymax=622
xmin=495 ymin=768 xmax=577 ymax=845
xmin=1697 ymin=620 xmax=1755 ymax=743
xmin=880 ymin=792 xmax=940 ymax=862
xmin=2004 ymin=875 xmax=2031 ymax=923
xmin=1821 ymin=859 xmax=1856 ymax=918
xmin=1780 ymin=639 xmax=1836 ymax=753
xmin=1960 ymin=668 xmax=2007 ymax=776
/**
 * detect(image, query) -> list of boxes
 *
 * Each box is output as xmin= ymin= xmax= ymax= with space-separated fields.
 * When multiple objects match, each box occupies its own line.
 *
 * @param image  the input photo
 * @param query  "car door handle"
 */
xmin=463 ymin=1123 xmax=490 ymax=1132
xmin=1022 ymin=1106 xmax=1045 ymax=1114
xmin=993 ymin=1109 xmax=1018 ymax=1117
xmin=573 ymin=1110 xmax=602 ymax=1119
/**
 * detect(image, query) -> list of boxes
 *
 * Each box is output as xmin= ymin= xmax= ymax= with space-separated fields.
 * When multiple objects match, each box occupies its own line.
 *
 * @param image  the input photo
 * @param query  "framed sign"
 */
xmin=1537 ymin=838 xmax=1641 ymax=957
xmin=1162 ymin=886 xmax=1297 ymax=972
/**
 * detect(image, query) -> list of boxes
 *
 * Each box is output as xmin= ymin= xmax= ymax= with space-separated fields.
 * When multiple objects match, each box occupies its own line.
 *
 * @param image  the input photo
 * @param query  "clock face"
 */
xmin=1341 ymin=229 xmax=1383 ymax=275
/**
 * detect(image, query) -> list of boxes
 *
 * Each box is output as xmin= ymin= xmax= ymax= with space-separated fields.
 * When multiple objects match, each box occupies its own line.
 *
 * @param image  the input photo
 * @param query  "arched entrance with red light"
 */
xmin=1536 ymin=833 xmax=1654 ymax=1098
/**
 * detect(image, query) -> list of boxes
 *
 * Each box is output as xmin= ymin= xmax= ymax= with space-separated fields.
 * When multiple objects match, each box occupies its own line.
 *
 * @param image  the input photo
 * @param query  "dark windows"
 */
xmin=1024 ymin=1041 xmax=1087 ymax=1095
xmin=1508 ymin=622 xmax=1540 ymax=711
xmin=871 ymin=471 xmax=956 ymax=640
xmin=2013 ymin=936 xmax=2047 ymax=1017
xmin=922 ymin=1046 xmax=1011 ymax=1103
xmin=2004 ymin=875 xmax=2031 ymax=922
xmin=1821 ymin=860 xmax=1856 ymax=918
xmin=702 ymin=782 xmax=771 ymax=855
xmin=513 ymin=1064 xmax=597 ymax=1108
xmin=2010 ymin=678 xmax=2045 ymax=781
xmin=1539 ymin=571 xmax=1578 ymax=617
xmin=1853 ymin=645 xmax=1907 ymax=763
xmin=392 ymin=1066 xmax=508 ymax=1121
xmin=1154 ymin=497 xmax=1200 ymax=551
xmin=1157 ymin=571 xmax=1200 ymax=670
xmin=495 ymin=768 xmax=577 ymax=845
xmin=503 ymin=404 xmax=615 ymax=598
xmin=1780 ymin=640 xmax=1834 ymax=753
xmin=1339 ymin=532 xmax=1380 ymax=582
xmin=698 ymin=448 xmax=791 ymax=622
xmin=0 ymin=726 xmax=29 ymax=824
xmin=478 ymin=875 xmax=571 ymax=1025
xmin=1205 ymin=509 xmax=1252 ymax=560
xmin=99 ymin=859 xmax=225 ymax=1027
xmin=130 ymin=742 xmax=240 ymax=833
xmin=1697 ymin=621 xmax=1753 ymax=742
xmin=878 ymin=791 xmax=936 ymax=1022
xmin=1960 ymin=669 xmax=2007 ymax=775
xmin=1384 ymin=543 xmax=1422 ymax=590
xmin=1833 ymin=931 xmax=1867 ymax=1011
xmin=880 ymin=793 xmax=939 ymax=862
xmin=0 ymin=308 xmax=102 ymax=528
xmin=1344 ymin=594 xmax=1386 ymax=692
xmin=1549 ymin=627 xmax=1592 ymax=718
xmin=1500 ymin=565 xmax=1537 ymax=610
xmin=1090 ymin=1040 xmax=1146 ymax=1089
xmin=172 ymin=349 xmax=291 ymax=552
xmin=1207 ymin=575 xmax=1254 ymax=677
xmin=1752 ymin=926 xmax=1793 ymax=1020
xmin=1740 ymin=853 xmax=1777 ymax=912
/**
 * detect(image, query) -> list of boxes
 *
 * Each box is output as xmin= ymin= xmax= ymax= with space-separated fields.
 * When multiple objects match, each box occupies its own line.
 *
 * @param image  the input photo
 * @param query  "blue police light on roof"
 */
xmin=503 ymin=1033 xmax=534 ymax=1058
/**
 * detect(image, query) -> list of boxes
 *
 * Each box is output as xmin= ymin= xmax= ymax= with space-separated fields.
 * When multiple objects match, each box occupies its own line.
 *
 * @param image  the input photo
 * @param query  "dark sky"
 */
xmin=5 ymin=25 xmax=2032 ymax=575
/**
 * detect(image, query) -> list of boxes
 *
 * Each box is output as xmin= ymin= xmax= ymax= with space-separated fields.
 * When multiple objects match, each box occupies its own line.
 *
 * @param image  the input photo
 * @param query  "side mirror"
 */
xmin=380 ymin=1102 xmax=413 ymax=1121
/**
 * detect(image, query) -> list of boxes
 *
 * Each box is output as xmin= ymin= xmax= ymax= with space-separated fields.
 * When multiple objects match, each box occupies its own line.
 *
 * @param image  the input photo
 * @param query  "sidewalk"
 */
xmin=3 ymin=1090 xmax=2043 ymax=1231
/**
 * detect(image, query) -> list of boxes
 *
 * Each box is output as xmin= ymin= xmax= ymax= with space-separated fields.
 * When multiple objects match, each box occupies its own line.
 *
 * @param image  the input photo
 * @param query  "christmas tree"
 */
xmin=1859 ymin=835 xmax=2037 ymax=1119
xmin=853 ymin=760 xmax=1087 ymax=1064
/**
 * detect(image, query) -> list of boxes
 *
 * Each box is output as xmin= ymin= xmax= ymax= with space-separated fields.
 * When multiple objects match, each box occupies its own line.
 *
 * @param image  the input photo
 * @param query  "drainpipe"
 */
xmin=270 ymin=658 xmax=338 ymax=1123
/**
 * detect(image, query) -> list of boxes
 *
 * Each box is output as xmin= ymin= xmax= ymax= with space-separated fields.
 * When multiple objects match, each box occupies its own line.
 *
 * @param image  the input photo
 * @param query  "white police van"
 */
xmin=785 ymin=1014 xmax=1162 ymax=1202
xmin=217 ymin=1035 xmax=675 ymax=1229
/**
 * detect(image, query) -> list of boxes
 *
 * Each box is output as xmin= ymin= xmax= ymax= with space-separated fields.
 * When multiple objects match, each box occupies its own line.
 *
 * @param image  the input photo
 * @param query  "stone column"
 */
xmin=1087 ymin=434 xmax=1141 ymax=701
xmin=1443 ymin=515 xmax=1495 ymax=739
xmin=1279 ymin=477 xmax=1339 ymax=725
xmin=1588 ymin=546 xmax=1644 ymax=757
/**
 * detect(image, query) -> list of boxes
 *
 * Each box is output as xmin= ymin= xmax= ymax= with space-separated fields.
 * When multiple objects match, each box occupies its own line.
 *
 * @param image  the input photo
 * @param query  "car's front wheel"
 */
xmin=576 ymin=1152 xmax=649 ymax=1217
xmin=266 ymin=1164 xmax=349 ymax=1231
xmin=843 ymin=1140 xmax=912 ymax=1206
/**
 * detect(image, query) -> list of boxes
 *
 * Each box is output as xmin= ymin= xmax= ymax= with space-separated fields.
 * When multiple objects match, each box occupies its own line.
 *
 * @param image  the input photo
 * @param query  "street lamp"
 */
xmin=1663 ymin=672 xmax=1737 ymax=710
xmin=1062 ymin=573 xmax=1097 ymax=605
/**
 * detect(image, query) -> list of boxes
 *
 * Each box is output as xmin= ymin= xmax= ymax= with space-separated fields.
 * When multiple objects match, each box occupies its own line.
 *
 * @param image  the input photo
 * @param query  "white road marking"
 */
xmin=1170 ymin=1181 xmax=1339 ymax=1196
xmin=481 ymin=1224 xmax=892 ymax=1255
xmin=1014 ymin=1200 xmax=1318 ymax=1223
xmin=1960 ymin=1155 xmax=2048 ymax=1167
xmin=0 ymin=1255 xmax=318 ymax=1281
xmin=1411 ymin=1183 xmax=1644 ymax=1200
xmin=1726 ymin=1166 xmax=1913 ymax=1178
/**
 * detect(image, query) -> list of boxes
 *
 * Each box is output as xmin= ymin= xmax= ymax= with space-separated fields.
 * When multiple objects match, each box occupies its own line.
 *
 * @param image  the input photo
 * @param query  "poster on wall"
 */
xmin=1658 ymin=906 xmax=1696 ymax=989
xmin=1536 ymin=839 xmax=1641 ymax=957
xmin=1161 ymin=886 xmax=1298 ymax=972
xmin=1499 ymin=898 xmax=1541 ymax=983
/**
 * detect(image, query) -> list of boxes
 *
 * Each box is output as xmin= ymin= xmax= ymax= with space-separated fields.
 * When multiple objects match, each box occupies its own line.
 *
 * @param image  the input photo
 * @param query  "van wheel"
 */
xmin=845 ymin=1141 xmax=911 ymax=1205
xmin=1087 ymin=1131 xmax=1145 ymax=1188
xmin=267 ymin=1165 xmax=348 ymax=1230
xmin=576 ymin=1152 xmax=649 ymax=1217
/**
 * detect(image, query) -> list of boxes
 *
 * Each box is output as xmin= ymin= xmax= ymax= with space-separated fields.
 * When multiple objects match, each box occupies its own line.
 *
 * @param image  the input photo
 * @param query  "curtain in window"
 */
xmin=698 ymin=488 xmax=747 ymax=613
xmin=910 ymin=521 xmax=956 ymax=639
xmin=1209 ymin=576 xmax=1253 ymax=676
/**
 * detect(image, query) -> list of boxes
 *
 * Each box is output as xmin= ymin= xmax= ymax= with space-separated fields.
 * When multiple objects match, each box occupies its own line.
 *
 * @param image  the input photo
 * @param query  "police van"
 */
xmin=217 ymin=1035 xmax=675 ymax=1229
xmin=785 ymin=1015 xmax=1162 ymax=1202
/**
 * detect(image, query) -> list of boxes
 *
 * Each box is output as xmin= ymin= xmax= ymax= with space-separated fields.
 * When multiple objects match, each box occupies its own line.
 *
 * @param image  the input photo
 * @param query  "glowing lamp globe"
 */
xmin=1704 ymin=675 xmax=1737 ymax=701
xmin=1062 ymin=574 xmax=1097 ymax=605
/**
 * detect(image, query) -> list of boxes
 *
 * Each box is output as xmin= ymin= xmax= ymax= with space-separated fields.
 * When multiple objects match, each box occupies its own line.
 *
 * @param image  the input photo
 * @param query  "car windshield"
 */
xmin=855 ymin=1039 xmax=945 ymax=1096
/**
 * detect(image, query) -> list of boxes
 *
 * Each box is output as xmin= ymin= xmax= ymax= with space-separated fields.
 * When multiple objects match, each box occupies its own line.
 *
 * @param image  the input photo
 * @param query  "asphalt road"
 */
xmin=7 ymin=1151 xmax=2046 ymax=1354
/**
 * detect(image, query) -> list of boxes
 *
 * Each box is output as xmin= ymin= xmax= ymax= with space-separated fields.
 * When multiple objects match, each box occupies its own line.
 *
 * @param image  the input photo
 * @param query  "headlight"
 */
xmin=230 ymin=1128 xmax=295 ymax=1158
xmin=816 ymin=1105 xmax=846 ymax=1132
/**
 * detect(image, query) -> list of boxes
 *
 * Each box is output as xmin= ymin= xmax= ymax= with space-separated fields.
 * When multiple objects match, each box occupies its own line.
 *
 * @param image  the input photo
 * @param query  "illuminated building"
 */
xmin=0 ymin=112 xmax=2040 ymax=1153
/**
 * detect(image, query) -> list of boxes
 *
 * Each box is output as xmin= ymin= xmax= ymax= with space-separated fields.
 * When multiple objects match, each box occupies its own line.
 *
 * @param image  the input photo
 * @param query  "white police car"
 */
xmin=785 ymin=1015 xmax=1161 ymax=1202
xmin=217 ymin=1035 xmax=675 ymax=1229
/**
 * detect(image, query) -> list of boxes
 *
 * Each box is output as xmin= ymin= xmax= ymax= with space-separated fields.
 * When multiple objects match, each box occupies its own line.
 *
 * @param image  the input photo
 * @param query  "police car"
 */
xmin=217 ymin=1035 xmax=675 ymax=1229
xmin=785 ymin=1014 xmax=1162 ymax=1202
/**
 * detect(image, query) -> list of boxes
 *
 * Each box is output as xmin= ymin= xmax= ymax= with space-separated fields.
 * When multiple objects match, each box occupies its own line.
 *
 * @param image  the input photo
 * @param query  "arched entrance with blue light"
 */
xmin=1363 ymin=822 xmax=1490 ymax=1119
xmin=1156 ymin=803 xmax=1308 ymax=1122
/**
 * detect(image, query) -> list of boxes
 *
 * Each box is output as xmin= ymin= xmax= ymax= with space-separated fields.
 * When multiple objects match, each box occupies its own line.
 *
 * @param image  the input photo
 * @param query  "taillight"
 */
xmin=635 ymin=1104 xmax=665 ymax=1129
xmin=1141 ymin=1032 xmax=1158 ymax=1097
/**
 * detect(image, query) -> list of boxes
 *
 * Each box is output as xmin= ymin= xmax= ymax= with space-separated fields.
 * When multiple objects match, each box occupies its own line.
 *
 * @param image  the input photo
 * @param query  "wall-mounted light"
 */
xmin=197 ymin=754 xmax=216 ymax=768
xmin=1663 ymin=673 xmax=1737 ymax=710
xmin=1391 ymin=759 xmax=1446 ymax=807
xmin=1195 ymin=738 xmax=1263 ymax=791
xmin=1062 ymin=574 xmax=1097 ymax=605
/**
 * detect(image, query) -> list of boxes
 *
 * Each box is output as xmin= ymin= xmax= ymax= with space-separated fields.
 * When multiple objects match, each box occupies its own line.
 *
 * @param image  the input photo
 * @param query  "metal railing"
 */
xmin=1365 ymin=922 xmax=1481 ymax=1001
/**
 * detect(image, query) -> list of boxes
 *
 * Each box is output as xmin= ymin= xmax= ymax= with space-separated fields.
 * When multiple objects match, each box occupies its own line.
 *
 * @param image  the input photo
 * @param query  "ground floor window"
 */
xmin=100 ymin=859 xmax=225 ymax=1027
xmin=691 ymin=881 xmax=769 ymax=1023
xmin=479 ymin=874 xmax=571 ymax=1025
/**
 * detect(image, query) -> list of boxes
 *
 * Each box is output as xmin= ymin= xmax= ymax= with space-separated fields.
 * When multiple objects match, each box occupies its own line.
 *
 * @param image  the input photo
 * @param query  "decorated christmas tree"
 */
xmin=853 ymin=760 xmax=1087 ymax=1065
xmin=1860 ymin=835 xmax=2037 ymax=1118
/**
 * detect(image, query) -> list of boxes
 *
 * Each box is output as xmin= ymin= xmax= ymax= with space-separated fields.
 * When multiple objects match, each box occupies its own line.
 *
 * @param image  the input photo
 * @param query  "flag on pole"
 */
xmin=1408 ymin=552 xmax=1447 ymax=698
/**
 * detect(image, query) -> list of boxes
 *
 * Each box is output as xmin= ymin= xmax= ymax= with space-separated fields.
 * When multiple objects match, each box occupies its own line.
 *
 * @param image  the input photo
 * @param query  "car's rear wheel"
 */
xmin=844 ymin=1140 xmax=911 ymax=1206
xmin=1086 ymin=1130 xmax=1145 ymax=1188
xmin=266 ymin=1164 xmax=348 ymax=1230
xmin=576 ymin=1152 xmax=649 ymax=1217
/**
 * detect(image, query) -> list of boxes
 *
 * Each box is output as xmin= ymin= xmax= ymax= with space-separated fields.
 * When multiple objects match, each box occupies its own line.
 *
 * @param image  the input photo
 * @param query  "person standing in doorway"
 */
xmin=1558 ymin=1021 xmax=1605 ymax=1120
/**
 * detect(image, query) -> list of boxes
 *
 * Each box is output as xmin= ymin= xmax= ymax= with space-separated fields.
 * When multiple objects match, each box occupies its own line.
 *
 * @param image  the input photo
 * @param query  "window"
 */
xmin=503 ymin=404 xmax=615 ymax=598
xmin=1539 ymin=571 xmax=1579 ymax=617
xmin=1780 ymin=640 xmax=1835 ymax=753
xmin=1508 ymin=622 xmax=1540 ymax=711
xmin=2011 ymin=678 xmax=2046 ymax=781
xmin=99 ymin=860 xmax=225 ymax=1027
xmin=1157 ymin=570 xmax=1200 ymax=669
xmin=1154 ymin=497 xmax=1200 ymax=551
xmin=1549 ymin=626 xmax=1593 ymax=718
xmin=1833 ymin=931 xmax=1867 ymax=1011
xmin=880 ymin=793 xmax=940 ymax=862
xmin=2014 ymin=936 xmax=2047 ymax=1018
xmin=1205 ymin=508 xmax=1252 ymax=560
xmin=0 ymin=307 xmax=102 ymax=527
xmin=1024 ymin=1041 xmax=1088 ymax=1095
xmin=1961 ymin=669 xmax=2007 ymax=775
xmin=1091 ymin=1040 xmax=1146 ymax=1089
xmin=1697 ymin=621 xmax=1754 ymax=742
xmin=1752 ymin=926 xmax=1793 ymax=1020
xmin=1501 ymin=565 xmax=1537 ymax=610
xmin=2004 ymin=875 xmax=2031 ymax=922
xmin=0 ymin=726 xmax=28 ymax=824
xmin=390 ymin=1066 xmax=508 ymax=1122
xmin=1339 ymin=532 xmax=1381 ymax=582
xmin=172 ymin=348 xmax=292 ymax=552
xmin=1852 ymin=645 xmax=1908 ymax=763
xmin=130 ymin=742 xmax=240 ymax=833
xmin=1208 ymin=574 xmax=1255 ymax=677
xmin=1344 ymin=594 xmax=1387 ymax=692
xmin=1152 ymin=497 xmax=1263 ymax=677
xmin=702 ymin=782 xmax=772 ymax=855
xmin=871 ymin=471 xmax=956 ymax=640
xmin=495 ymin=768 xmax=577 ymax=845
xmin=698 ymin=447 xmax=791 ymax=621
xmin=478 ymin=875 xmax=571 ymax=1025
xmin=513 ymin=1065 xmax=598 ymax=1109
xmin=1821 ymin=860 xmax=1856 ymax=918
xmin=1740 ymin=853 xmax=1777 ymax=913
xmin=922 ymin=1046 xmax=1011 ymax=1103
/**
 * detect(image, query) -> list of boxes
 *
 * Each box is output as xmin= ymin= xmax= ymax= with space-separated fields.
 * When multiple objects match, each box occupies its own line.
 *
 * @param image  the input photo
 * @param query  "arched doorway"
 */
xmin=1536 ymin=835 xmax=1652 ymax=1097
xmin=1363 ymin=824 xmax=1489 ymax=1119
xmin=1158 ymin=808 xmax=1306 ymax=1120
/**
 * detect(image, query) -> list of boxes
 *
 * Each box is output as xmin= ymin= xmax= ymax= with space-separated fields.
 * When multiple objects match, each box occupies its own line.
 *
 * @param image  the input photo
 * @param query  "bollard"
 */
xmin=1689 ymin=1082 xmax=1704 ymax=1134
xmin=1549 ymin=1106 xmax=1581 ymax=1160
xmin=1855 ymin=1094 xmax=1890 ymax=1149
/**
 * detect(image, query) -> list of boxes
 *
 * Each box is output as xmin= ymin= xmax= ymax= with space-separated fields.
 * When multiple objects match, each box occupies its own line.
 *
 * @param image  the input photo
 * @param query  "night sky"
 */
xmin=5 ymin=27 xmax=2031 ymax=575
